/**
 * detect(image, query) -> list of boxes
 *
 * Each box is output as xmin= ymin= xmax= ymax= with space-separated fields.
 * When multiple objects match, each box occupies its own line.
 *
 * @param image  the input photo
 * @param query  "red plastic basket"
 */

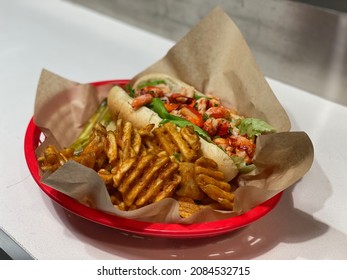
xmin=24 ymin=79 xmax=282 ymax=238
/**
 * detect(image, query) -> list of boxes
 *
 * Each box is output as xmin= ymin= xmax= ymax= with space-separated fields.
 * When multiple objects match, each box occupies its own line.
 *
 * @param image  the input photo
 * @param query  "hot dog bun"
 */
xmin=107 ymin=74 xmax=239 ymax=181
xmin=133 ymin=73 xmax=204 ymax=97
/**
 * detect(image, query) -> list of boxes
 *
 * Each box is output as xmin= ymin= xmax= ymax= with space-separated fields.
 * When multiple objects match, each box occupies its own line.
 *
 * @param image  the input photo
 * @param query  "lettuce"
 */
xmin=237 ymin=118 xmax=276 ymax=139
xmin=231 ymin=155 xmax=256 ymax=173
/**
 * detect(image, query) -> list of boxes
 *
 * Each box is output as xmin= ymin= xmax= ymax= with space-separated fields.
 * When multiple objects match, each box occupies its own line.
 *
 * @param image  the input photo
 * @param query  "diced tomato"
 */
xmin=164 ymin=103 xmax=180 ymax=112
xmin=179 ymin=106 xmax=204 ymax=127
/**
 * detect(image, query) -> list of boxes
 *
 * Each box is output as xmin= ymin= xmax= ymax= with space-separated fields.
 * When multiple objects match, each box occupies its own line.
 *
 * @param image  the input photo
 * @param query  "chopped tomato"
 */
xmin=164 ymin=103 xmax=180 ymax=112
xmin=179 ymin=106 xmax=204 ymax=127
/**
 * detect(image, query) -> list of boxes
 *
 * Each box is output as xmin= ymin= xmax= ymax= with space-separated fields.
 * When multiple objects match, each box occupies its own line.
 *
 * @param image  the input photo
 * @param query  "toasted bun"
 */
xmin=108 ymin=76 xmax=238 ymax=181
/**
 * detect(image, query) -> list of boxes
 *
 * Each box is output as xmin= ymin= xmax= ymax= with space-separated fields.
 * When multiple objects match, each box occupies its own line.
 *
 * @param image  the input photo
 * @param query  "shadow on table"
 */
xmin=51 ymin=159 xmax=344 ymax=259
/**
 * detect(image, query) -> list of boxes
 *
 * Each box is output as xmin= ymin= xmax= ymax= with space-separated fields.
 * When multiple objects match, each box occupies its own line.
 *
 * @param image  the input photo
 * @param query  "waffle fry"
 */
xmin=163 ymin=122 xmax=197 ymax=162
xmin=73 ymin=151 xmax=96 ymax=169
xmin=176 ymin=162 xmax=205 ymax=200
xmin=196 ymin=174 xmax=232 ymax=192
xmin=194 ymin=156 xmax=234 ymax=211
xmin=37 ymin=145 xmax=69 ymax=172
xmin=154 ymin=174 xmax=181 ymax=203
xmin=112 ymin=157 xmax=137 ymax=186
xmin=135 ymin=161 xmax=179 ymax=207
xmin=105 ymin=130 xmax=117 ymax=164
xmin=83 ymin=134 xmax=104 ymax=156
xmin=117 ymin=153 xmax=156 ymax=194
xmin=123 ymin=156 xmax=170 ymax=206
xmin=97 ymin=169 xmax=113 ymax=185
xmin=180 ymin=125 xmax=200 ymax=152
xmin=199 ymin=184 xmax=234 ymax=210
xmin=178 ymin=197 xmax=201 ymax=218
xmin=153 ymin=125 xmax=177 ymax=156
xmin=138 ymin=123 xmax=155 ymax=136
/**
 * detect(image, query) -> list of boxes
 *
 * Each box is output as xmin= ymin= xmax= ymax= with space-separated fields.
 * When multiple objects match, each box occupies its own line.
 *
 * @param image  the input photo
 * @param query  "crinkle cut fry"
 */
xmin=135 ymin=161 xmax=179 ymax=207
xmin=196 ymin=173 xmax=232 ymax=192
xmin=180 ymin=125 xmax=200 ymax=151
xmin=199 ymin=184 xmax=234 ymax=210
xmin=154 ymin=174 xmax=181 ymax=203
xmin=162 ymin=122 xmax=197 ymax=162
xmin=178 ymin=197 xmax=201 ymax=218
xmin=123 ymin=156 xmax=170 ymax=207
xmin=152 ymin=125 xmax=177 ymax=156
xmin=117 ymin=153 xmax=156 ymax=194
xmin=112 ymin=157 xmax=137 ymax=187
xmin=105 ymin=130 xmax=117 ymax=164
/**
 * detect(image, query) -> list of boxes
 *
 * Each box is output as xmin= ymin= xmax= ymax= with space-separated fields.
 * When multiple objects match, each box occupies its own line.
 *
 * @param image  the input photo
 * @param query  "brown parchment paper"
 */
xmin=33 ymin=7 xmax=314 ymax=224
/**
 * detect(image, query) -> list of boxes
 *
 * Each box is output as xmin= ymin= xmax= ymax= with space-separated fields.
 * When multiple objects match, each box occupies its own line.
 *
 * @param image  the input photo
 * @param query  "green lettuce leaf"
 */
xmin=237 ymin=118 xmax=276 ymax=139
xmin=231 ymin=155 xmax=256 ymax=174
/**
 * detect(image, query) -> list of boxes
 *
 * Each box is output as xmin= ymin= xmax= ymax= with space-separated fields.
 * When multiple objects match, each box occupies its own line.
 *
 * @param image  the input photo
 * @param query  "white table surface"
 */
xmin=1 ymin=0 xmax=347 ymax=260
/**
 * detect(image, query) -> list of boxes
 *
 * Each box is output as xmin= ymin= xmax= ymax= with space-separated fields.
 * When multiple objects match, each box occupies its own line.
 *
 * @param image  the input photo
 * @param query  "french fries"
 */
xmin=178 ymin=197 xmax=201 ymax=219
xmin=38 ymin=114 xmax=236 ymax=218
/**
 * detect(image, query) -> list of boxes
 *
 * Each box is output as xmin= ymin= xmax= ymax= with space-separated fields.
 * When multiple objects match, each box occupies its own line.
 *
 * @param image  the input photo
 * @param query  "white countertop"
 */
xmin=1 ymin=0 xmax=346 ymax=260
